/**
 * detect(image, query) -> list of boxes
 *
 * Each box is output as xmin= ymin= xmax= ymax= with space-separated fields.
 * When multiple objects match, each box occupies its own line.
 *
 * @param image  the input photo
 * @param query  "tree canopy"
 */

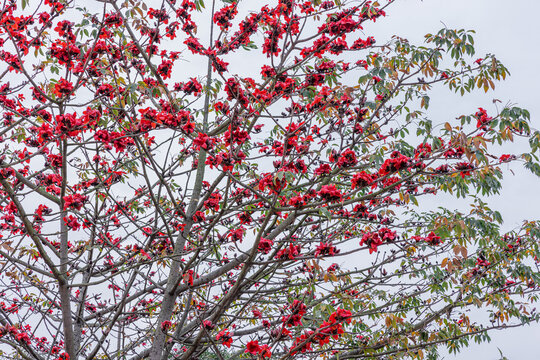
xmin=0 ymin=1 xmax=539 ymax=360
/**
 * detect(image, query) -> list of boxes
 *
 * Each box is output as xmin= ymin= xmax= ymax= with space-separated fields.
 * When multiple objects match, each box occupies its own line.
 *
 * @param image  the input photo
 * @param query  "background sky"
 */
xmin=366 ymin=0 xmax=540 ymax=358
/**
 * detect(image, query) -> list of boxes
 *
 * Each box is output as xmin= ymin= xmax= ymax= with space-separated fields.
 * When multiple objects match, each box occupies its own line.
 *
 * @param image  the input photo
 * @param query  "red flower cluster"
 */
xmin=290 ymin=308 xmax=352 ymax=354
xmin=184 ymin=36 xmax=204 ymax=54
xmin=55 ymin=113 xmax=85 ymax=136
xmin=224 ymin=78 xmax=248 ymax=107
xmin=379 ymin=152 xmax=410 ymax=175
xmin=475 ymin=107 xmax=492 ymax=130
xmin=351 ymin=36 xmax=375 ymax=49
xmin=335 ymin=149 xmax=358 ymax=168
xmin=360 ymin=227 xmax=397 ymax=253
xmin=318 ymin=185 xmax=342 ymax=202
xmin=259 ymin=173 xmax=287 ymax=194
xmin=157 ymin=60 xmax=173 ymax=79
xmin=53 ymin=78 xmax=74 ymax=98
xmin=443 ymin=146 xmax=465 ymax=158
xmin=0 ymin=324 xmax=31 ymax=344
xmin=314 ymin=242 xmax=340 ymax=257
xmin=213 ymin=4 xmax=238 ymax=30
xmin=54 ymin=20 xmax=74 ymax=38
xmin=245 ymin=340 xmax=271 ymax=357
xmin=227 ymin=228 xmax=244 ymax=242
xmin=454 ymin=162 xmax=475 ymax=178
xmin=216 ymin=329 xmax=233 ymax=347
xmin=415 ymin=143 xmax=432 ymax=159
xmin=411 ymin=231 xmax=442 ymax=246
xmin=258 ymin=238 xmax=274 ymax=254
xmin=50 ymin=41 xmax=80 ymax=67
xmin=275 ymin=243 xmax=301 ymax=260
xmin=176 ymin=78 xmax=202 ymax=96
xmin=193 ymin=133 xmax=216 ymax=151
xmin=282 ymin=300 xmax=307 ymax=327
xmin=63 ymin=194 xmax=88 ymax=211
xmin=160 ymin=320 xmax=172 ymax=331
xmin=352 ymin=171 xmax=377 ymax=189
xmin=203 ymin=192 xmax=222 ymax=211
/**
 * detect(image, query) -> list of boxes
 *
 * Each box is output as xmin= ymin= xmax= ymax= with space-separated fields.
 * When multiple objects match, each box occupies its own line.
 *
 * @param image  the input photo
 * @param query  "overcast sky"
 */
xmin=368 ymin=1 xmax=540 ymax=358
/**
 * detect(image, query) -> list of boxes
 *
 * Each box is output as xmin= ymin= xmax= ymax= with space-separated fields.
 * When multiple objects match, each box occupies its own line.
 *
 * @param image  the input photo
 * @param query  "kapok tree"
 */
xmin=0 ymin=0 xmax=539 ymax=359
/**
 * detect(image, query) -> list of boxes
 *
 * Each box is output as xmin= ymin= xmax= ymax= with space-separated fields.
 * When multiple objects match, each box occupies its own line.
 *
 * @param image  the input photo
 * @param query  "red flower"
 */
xmin=193 ymin=133 xmax=215 ymax=150
xmin=352 ymin=171 xmax=376 ymax=189
xmin=157 ymin=60 xmax=173 ymax=79
xmin=64 ymin=215 xmax=81 ymax=230
xmin=203 ymin=192 xmax=222 ymax=211
xmin=315 ymin=242 xmax=340 ymax=257
xmin=148 ymin=8 xmax=169 ymax=24
xmin=216 ymin=329 xmax=233 ymax=347
xmin=318 ymin=185 xmax=342 ymax=202
xmin=213 ymin=4 xmax=238 ymax=30
xmin=454 ymin=162 xmax=475 ymax=178
xmin=104 ymin=12 xmax=124 ymax=27
xmin=56 ymin=353 xmax=70 ymax=360
xmin=475 ymin=107 xmax=492 ymax=129
xmin=425 ymin=231 xmax=442 ymax=245
xmin=54 ymin=20 xmax=73 ymax=37
xmin=259 ymin=344 xmax=272 ymax=358
xmin=499 ymin=154 xmax=515 ymax=162
xmin=227 ymin=228 xmax=244 ymax=242
xmin=415 ymin=143 xmax=432 ymax=158
xmin=245 ymin=340 xmax=260 ymax=354
xmin=53 ymin=78 xmax=74 ymax=98
xmin=258 ymin=238 xmax=274 ymax=254
xmin=39 ymin=12 xmax=51 ymax=25
xmin=291 ymin=332 xmax=313 ymax=354
xmin=329 ymin=308 xmax=352 ymax=324
xmin=182 ymin=269 xmax=195 ymax=286
xmin=96 ymin=84 xmax=114 ymax=99
xmin=161 ymin=320 xmax=172 ymax=331
xmin=184 ymin=37 xmax=205 ymax=54
xmin=275 ymin=244 xmax=301 ymax=260
xmin=360 ymin=228 xmax=397 ymax=253
xmin=289 ymin=194 xmax=305 ymax=208
xmin=179 ymin=78 xmax=202 ymax=96
xmin=182 ymin=121 xmax=196 ymax=134
xmin=63 ymin=194 xmax=88 ymax=211
xmin=336 ymin=149 xmax=358 ymax=168
xmin=192 ymin=211 xmax=206 ymax=223
xmin=259 ymin=173 xmax=287 ymax=194
xmin=314 ymin=163 xmax=332 ymax=176
xmin=203 ymin=320 xmax=215 ymax=330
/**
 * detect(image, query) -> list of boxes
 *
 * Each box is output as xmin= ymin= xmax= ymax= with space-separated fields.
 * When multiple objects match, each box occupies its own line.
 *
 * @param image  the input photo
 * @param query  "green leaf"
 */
xmin=320 ymin=207 xmax=332 ymax=220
